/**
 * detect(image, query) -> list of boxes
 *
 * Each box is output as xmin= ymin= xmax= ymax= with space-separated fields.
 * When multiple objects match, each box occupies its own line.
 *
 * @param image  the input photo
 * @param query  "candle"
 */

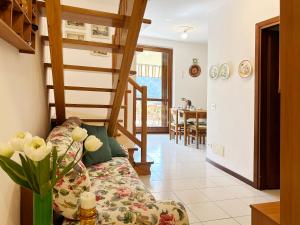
xmin=80 ymin=192 xmax=96 ymax=210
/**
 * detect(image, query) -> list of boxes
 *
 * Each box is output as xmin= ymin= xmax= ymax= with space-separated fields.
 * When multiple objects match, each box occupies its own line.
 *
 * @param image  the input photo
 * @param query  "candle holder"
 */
xmin=80 ymin=207 xmax=97 ymax=225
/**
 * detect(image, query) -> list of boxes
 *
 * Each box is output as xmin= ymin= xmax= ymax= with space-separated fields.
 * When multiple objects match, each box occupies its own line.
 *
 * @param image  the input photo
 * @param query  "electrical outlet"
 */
xmin=212 ymin=144 xmax=225 ymax=157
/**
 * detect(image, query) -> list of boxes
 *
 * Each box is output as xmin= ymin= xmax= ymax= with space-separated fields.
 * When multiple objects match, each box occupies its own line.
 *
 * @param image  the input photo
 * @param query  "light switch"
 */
xmin=211 ymin=103 xmax=216 ymax=111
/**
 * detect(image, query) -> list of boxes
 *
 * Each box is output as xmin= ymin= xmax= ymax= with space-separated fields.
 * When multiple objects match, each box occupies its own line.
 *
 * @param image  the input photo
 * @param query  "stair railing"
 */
xmin=118 ymin=77 xmax=147 ymax=165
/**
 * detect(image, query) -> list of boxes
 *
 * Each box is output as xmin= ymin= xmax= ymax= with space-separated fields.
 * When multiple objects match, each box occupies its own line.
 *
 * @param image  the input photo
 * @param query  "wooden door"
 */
xmin=260 ymin=26 xmax=280 ymax=189
xmin=254 ymin=17 xmax=280 ymax=190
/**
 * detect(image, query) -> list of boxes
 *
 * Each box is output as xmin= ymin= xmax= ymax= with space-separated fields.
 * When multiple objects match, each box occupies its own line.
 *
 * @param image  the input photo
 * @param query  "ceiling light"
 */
xmin=181 ymin=31 xmax=189 ymax=40
xmin=178 ymin=25 xmax=194 ymax=40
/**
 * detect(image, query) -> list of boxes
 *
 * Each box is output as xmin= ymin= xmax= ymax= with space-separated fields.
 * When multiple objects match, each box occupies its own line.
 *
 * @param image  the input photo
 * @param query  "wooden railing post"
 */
xmin=133 ymin=87 xmax=137 ymax=136
xmin=141 ymin=86 xmax=147 ymax=163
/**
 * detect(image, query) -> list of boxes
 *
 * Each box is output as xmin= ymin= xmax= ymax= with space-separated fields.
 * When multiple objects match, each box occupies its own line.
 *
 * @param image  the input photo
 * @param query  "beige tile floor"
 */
xmin=139 ymin=134 xmax=280 ymax=225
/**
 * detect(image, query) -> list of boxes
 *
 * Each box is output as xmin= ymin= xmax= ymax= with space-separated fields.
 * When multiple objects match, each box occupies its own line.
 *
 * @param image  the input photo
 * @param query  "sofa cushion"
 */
xmin=109 ymin=137 xmax=127 ymax=157
xmin=81 ymin=124 xmax=112 ymax=166
xmin=48 ymin=118 xmax=91 ymax=220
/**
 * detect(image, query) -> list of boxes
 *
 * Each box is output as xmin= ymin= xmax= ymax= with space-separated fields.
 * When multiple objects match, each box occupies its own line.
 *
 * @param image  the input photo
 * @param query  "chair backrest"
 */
xmin=196 ymin=111 xmax=207 ymax=126
xmin=169 ymin=108 xmax=179 ymax=124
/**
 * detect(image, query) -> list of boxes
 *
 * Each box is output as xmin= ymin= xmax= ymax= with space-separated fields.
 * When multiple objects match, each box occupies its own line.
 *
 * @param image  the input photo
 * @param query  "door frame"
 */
xmin=134 ymin=45 xmax=173 ymax=133
xmin=253 ymin=16 xmax=280 ymax=189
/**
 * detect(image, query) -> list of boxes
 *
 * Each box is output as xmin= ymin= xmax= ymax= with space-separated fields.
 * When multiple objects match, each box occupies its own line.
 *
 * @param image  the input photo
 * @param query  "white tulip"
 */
xmin=24 ymin=137 xmax=52 ymax=162
xmin=10 ymin=131 xmax=32 ymax=152
xmin=72 ymin=127 xmax=88 ymax=142
xmin=84 ymin=136 xmax=103 ymax=152
xmin=0 ymin=142 xmax=15 ymax=158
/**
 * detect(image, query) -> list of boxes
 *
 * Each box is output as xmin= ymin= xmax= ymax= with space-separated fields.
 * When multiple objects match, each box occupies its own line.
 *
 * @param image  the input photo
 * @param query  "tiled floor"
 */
xmin=139 ymin=134 xmax=280 ymax=225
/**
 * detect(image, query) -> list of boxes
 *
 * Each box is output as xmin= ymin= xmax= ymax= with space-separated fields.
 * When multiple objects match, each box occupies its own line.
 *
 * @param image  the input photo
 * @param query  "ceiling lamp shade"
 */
xmin=179 ymin=26 xmax=193 ymax=40
xmin=181 ymin=31 xmax=189 ymax=40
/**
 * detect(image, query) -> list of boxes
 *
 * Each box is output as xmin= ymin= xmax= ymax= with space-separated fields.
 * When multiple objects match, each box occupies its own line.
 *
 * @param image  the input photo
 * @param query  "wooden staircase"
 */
xmin=40 ymin=0 xmax=153 ymax=175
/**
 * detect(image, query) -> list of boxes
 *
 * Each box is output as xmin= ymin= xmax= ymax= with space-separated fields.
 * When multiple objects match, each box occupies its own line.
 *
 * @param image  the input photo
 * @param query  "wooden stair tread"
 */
xmin=49 ymin=103 xmax=126 ymax=109
xmin=51 ymin=118 xmax=123 ymax=123
xmin=47 ymin=85 xmax=131 ymax=93
xmin=44 ymin=63 xmax=136 ymax=75
xmin=38 ymin=1 xmax=151 ymax=28
xmin=251 ymin=202 xmax=280 ymax=224
xmin=42 ymin=35 xmax=143 ymax=52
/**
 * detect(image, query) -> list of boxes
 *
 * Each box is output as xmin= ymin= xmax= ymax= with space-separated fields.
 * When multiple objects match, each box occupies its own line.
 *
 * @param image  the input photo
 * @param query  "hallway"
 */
xmin=140 ymin=135 xmax=280 ymax=225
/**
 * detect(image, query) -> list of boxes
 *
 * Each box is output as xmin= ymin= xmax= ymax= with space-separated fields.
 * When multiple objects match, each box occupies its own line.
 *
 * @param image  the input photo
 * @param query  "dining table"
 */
xmin=177 ymin=108 xmax=207 ymax=146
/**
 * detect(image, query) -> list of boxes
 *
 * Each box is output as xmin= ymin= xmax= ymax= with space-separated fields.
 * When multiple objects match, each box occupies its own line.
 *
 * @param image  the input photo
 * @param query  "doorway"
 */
xmin=254 ymin=17 xmax=280 ymax=190
xmin=134 ymin=45 xmax=173 ymax=133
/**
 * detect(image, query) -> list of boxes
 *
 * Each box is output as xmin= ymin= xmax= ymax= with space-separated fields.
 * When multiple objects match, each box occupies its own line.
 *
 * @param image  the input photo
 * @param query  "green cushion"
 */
xmin=81 ymin=124 xmax=112 ymax=167
xmin=109 ymin=137 xmax=127 ymax=157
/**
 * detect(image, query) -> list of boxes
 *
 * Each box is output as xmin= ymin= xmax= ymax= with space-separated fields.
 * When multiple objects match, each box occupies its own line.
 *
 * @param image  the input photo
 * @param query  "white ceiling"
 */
xmin=141 ymin=0 xmax=230 ymax=43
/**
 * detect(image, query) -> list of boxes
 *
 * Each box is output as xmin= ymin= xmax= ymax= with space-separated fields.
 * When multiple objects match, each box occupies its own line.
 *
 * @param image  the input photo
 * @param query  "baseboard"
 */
xmin=206 ymin=158 xmax=254 ymax=187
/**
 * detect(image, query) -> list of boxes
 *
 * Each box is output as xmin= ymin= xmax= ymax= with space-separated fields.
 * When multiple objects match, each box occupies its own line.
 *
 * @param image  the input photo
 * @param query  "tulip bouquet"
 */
xmin=0 ymin=127 xmax=102 ymax=198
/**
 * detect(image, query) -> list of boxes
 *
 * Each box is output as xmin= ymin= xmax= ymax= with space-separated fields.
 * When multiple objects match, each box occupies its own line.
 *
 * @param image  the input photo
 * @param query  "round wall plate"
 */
xmin=219 ymin=63 xmax=231 ymax=80
xmin=209 ymin=65 xmax=219 ymax=80
xmin=239 ymin=60 xmax=253 ymax=78
xmin=189 ymin=64 xmax=201 ymax=77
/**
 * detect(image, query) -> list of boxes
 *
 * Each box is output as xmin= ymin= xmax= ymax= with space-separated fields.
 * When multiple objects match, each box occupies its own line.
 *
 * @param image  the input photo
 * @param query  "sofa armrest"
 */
xmin=148 ymin=201 xmax=189 ymax=225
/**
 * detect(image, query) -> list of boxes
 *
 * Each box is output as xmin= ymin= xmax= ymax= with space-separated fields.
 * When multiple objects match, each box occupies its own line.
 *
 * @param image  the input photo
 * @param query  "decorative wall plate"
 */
xmin=209 ymin=65 xmax=219 ymax=80
xmin=219 ymin=63 xmax=230 ymax=80
xmin=189 ymin=58 xmax=201 ymax=77
xmin=239 ymin=60 xmax=253 ymax=78
xmin=189 ymin=65 xmax=201 ymax=77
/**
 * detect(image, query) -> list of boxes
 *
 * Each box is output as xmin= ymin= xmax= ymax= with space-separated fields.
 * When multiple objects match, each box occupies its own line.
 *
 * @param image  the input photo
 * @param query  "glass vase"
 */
xmin=33 ymin=191 xmax=53 ymax=225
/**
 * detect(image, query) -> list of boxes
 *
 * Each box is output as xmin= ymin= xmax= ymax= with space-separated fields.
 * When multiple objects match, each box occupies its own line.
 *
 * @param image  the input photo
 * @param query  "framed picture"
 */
xmin=65 ymin=20 xmax=86 ymax=30
xmin=65 ymin=31 xmax=85 ymax=41
xmin=91 ymin=50 xmax=110 ymax=57
xmin=91 ymin=25 xmax=110 ymax=39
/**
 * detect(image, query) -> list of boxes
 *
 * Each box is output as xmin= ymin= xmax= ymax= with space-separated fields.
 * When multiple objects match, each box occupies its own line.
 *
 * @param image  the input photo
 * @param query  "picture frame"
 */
xmin=91 ymin=25 xmax=110 ymax=39
xmin=65 ymin=20 xmax=86 ymax=30
xmin=90 ymin=50 xmax=110 ymax=57
xmin=65 ymin=31 xmax=85 ymax=41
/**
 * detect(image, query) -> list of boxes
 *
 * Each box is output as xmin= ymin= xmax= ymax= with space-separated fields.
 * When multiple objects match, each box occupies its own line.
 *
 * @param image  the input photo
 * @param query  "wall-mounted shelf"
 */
xmin=0 ymin=0 xmax=38 ymax=53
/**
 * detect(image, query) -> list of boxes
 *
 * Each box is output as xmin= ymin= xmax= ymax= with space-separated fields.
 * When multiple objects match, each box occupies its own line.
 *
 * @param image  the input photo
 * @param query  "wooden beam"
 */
xmin=49 ymin=103 xmax=126 ymax=109
xmin=44 ymin=63 xmax=137 ymax=75
xmin=45 ymin=0 xmax=65 ymax=124
xmin=42 ymin=36 xmax=143 ymax=52
xmin=47 ymin=85 xmax=131 ymax=93
xmin=108 ymin=0 xmax=148 ymax=136
xmin=38 ymin=1 xmax=151 ymax=28
xmin=281 ymin=0 xmax=300 ymax=224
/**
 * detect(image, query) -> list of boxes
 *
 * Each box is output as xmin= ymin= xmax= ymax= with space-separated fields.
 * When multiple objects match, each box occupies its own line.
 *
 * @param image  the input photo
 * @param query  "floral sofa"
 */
xmin=48 ymin=118 xmax=189 ymax=225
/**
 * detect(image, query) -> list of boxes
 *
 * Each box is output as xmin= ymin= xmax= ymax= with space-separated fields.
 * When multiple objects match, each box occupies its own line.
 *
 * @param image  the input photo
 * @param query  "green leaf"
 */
xmin=0 ymin=160 xmax=30 ymax=189
xmin=51 ymin=148 xmax=58 ymax=188
xmin=56 ymin=161 xmax=74 ymax=182
xmin=27 ymin=157 xmax=40 ymax=193
xmin=0 ymin=155 xmax=27 ymax=181
xmin=19 ymin=154 xmax=36 ymax=192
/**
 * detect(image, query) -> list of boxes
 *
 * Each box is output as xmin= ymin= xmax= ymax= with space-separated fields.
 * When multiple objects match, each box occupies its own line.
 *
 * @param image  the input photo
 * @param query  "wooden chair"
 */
xmin=188 ymin=111 xmax=207 ymax=149
xmin=169 ymin=108 xmax=184 ymax=144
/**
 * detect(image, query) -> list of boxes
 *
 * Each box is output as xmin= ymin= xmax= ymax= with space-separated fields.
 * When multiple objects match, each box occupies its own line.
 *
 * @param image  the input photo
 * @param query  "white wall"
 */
xmin=0 ymin=37 xmax=49 ymax=225
xmin=138 ymin=36 xmax=208 ymax=109
xmin=207 ymin=0 xmax=279 ymax=181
